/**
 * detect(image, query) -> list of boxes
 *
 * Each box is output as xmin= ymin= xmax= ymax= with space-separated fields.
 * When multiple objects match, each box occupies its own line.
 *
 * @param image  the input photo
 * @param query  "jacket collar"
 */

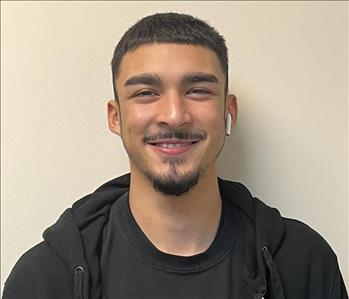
xmin=43 ymin=173 xmax=286 ymax=299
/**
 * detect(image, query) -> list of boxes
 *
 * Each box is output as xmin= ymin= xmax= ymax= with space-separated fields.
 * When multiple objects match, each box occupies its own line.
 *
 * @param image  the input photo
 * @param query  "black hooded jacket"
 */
xmin=3 ymin=173 xmax=348 ymax=299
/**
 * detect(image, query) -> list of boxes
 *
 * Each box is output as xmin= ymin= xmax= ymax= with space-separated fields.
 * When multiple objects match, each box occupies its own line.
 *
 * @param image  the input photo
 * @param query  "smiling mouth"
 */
xmin=148 ymin=140 xmax=200 ymax=155
xmin=150 ymin=141 xmax=198 ymax=148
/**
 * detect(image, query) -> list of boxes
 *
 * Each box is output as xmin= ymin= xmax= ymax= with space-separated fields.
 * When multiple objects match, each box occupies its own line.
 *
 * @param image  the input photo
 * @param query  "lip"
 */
xmin=148 ymin=140 xmax=199 ymax=155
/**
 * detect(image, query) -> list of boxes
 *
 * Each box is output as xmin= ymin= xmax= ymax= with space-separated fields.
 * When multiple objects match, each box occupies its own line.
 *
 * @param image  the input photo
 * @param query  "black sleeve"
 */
xmin=2 ymin=242 xmax=74 ymax=299
xmin=329 ymin=262 xmax=348 ymax=299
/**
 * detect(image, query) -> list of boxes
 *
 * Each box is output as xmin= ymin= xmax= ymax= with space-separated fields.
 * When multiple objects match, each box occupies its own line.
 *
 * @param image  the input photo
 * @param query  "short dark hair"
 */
xmin=111 ymin=12 xmax=228 ymax=100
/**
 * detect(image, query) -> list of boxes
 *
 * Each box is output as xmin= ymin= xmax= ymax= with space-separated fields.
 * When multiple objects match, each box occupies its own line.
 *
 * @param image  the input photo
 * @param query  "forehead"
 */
xmin=116 ymin=43 xmax=224 ymax=86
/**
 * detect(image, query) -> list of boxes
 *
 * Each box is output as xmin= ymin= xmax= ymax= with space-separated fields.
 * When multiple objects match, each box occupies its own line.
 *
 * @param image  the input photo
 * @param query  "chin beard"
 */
xmin=145 ymin=161 xmax=201 ymax=197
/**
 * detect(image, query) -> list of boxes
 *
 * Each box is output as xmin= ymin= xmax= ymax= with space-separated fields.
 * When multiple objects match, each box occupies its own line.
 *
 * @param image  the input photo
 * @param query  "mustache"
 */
xmin=143 ymin=130 xmax=207 ymax=143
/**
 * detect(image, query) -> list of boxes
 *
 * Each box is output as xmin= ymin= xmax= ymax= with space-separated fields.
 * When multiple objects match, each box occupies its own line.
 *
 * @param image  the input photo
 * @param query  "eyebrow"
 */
xmin=124 ymin=73 xmax=161 ymax=87
xmin=182 ymin=73 xmax=219 ymax=85
xmin=124 ymin=72 xmax=219 ymax=87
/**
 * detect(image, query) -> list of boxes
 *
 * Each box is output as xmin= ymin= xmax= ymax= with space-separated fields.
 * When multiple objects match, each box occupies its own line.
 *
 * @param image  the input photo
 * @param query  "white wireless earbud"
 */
xmin=225 ymin=113 xmax=232 ymax=136
xmin=225 ymin=113 xmax=231 ymax=136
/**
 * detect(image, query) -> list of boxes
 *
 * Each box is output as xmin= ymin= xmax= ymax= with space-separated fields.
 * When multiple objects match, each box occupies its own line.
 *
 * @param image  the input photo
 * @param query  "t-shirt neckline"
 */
xmin=114 ymin=190 xmax=237 ymax=273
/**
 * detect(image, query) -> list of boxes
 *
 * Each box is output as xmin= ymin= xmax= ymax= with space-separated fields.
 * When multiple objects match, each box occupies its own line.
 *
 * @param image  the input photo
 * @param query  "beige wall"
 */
xmin=1 ymin=1 xmax=348 ymax=289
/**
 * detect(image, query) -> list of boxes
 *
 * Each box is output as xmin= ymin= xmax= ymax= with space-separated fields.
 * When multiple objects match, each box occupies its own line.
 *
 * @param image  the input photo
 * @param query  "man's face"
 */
xmin=108 ymin=43 xmax=236 ymax=196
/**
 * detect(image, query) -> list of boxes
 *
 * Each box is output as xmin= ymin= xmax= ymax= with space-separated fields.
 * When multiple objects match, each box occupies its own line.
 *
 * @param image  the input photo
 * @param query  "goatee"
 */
xmin=145 ymin=161 xmax=201 ymax=197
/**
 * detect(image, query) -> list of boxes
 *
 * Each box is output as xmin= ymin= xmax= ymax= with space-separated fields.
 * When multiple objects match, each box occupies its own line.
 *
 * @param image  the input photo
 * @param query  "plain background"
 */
xmin=1 ymin=1 xmax=348 ymax=289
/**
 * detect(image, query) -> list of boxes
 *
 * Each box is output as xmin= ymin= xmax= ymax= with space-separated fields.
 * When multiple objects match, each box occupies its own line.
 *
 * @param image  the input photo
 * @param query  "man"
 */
xmin=3 ymin=12 xmax=347 ymax=299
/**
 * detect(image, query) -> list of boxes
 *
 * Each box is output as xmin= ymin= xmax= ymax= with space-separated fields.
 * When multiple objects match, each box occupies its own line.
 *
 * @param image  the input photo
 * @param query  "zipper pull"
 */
xmin=74 ymin=266 xmax=84 ymax=299
xmin=255 ymin=286 xmax=266 ymax=299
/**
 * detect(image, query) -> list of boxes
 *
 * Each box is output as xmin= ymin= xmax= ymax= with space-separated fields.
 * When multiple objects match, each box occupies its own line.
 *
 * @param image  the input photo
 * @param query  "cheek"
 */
xmin=195 ymin=103 xmax=224 ymax=133
xmin=122 ymin=106 xmax=151 ymax=135
xmin=211 ymin=111 xmax=224 ymax=129
xmin=210 ymin=118 xmax=225 ymax=143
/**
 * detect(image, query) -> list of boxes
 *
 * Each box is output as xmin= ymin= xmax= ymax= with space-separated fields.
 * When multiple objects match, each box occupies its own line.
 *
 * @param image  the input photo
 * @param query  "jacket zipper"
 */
xmin=74 ymin=266 xmax=84 ymax=299
xmin=261 ymin=246 xmax=286 ymax=299
xmin=254 ymin=288 xmax=266 ymax=299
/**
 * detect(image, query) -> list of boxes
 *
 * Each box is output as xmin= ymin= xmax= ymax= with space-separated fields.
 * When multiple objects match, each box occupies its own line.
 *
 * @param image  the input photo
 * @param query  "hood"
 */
xmin=43 ymin=173 xmax=286 ymax=299
xmin=219 ymin=177 xmax=286 ymax=299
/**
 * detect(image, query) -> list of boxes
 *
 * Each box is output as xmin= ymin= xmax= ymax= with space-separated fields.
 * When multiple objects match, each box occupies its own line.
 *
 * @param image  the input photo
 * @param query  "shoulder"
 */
xmin=275 ymin=218 xmax=344 ymax=298
xmin=280 ymin=217 xmax=336 ymax=260
xmin=3 ymin=241 xmax=73 ymax=299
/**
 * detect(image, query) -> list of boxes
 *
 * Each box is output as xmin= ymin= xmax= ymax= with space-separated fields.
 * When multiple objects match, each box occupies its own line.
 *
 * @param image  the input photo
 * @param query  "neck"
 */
xmin=129 ymin=166 xmax=222 ymax=257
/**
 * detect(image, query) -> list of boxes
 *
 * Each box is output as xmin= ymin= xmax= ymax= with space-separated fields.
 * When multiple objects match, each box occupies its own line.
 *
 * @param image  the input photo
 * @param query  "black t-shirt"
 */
xmin=100 ymin=191 xmax=248 ymax=299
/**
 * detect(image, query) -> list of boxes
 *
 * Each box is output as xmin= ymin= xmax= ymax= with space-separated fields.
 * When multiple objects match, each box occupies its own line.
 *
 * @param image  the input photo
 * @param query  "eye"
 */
xmin=134 ymin=90 xmax=159 ymax=97
xmin=187 ymin=88 xmax=211 ymax=96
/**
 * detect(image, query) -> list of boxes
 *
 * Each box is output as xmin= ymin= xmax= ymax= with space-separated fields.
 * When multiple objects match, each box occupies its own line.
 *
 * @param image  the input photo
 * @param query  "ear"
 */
xmin=225 ymin=94 xmax=238 ymax=127
xmin=107 ymin=99 xmax=121 ymax=136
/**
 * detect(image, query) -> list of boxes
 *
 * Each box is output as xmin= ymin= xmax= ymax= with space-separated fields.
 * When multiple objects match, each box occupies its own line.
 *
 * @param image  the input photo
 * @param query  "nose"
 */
xmin=157 ymin=90 xmax=193 ymax=129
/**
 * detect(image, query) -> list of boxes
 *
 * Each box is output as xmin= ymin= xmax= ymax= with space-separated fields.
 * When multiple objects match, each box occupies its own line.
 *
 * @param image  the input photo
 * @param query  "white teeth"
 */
xmin=156 ymin=143 xmax=190 ymax=148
